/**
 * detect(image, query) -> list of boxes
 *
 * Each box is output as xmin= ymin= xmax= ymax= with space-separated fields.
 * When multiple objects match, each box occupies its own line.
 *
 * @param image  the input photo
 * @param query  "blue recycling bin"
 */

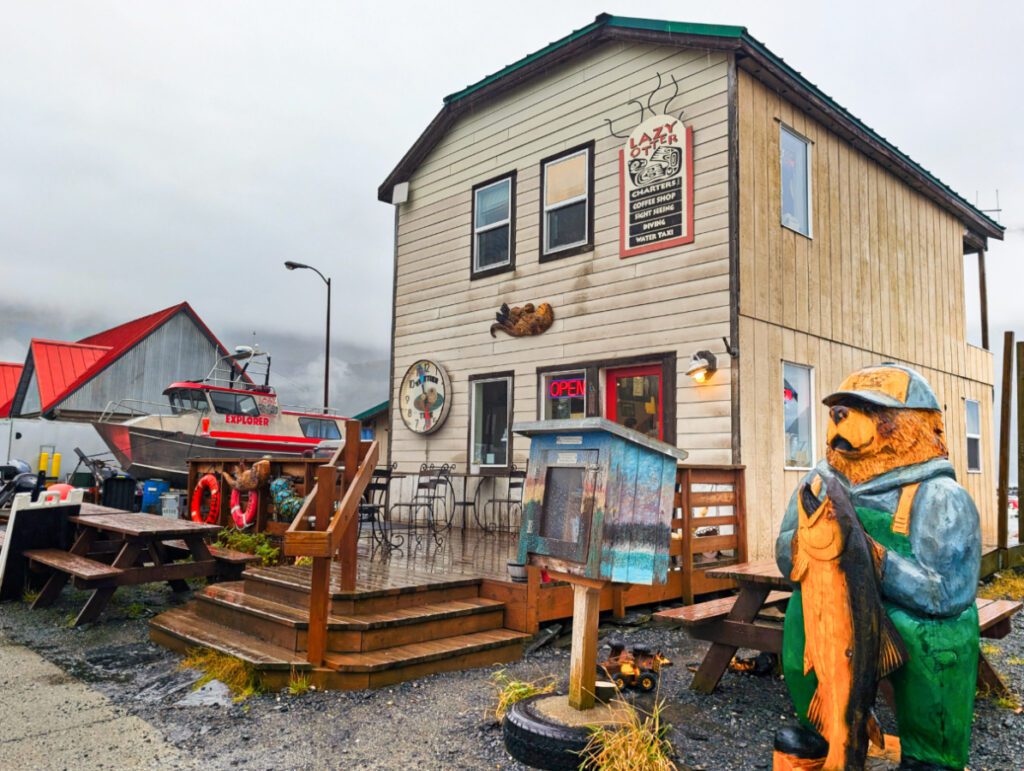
xmin=141 ymin=479 xmax=170 ymax=513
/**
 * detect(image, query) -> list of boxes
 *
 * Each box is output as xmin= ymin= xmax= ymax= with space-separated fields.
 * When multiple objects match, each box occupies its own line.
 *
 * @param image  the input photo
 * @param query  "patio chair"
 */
xmin=358 ymin=467 xmax=402 ymax=552
xmin=389 ymin=464 xmax=453 ymax=545
xmin=480 ymin=466 xmax=526 ymax=535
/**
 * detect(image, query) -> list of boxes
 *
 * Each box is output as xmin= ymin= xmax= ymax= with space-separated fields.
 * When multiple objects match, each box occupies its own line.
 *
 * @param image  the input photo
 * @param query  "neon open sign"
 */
xmin=549 ymin=378 xmax=585 ymax=399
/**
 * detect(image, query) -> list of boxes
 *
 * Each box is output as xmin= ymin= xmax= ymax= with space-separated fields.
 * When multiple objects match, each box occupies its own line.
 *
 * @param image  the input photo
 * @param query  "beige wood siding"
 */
xmin=736 ymin=70 xmax=997 ymax=555
xmin=390 ymin=42 xmax=732 ymax=471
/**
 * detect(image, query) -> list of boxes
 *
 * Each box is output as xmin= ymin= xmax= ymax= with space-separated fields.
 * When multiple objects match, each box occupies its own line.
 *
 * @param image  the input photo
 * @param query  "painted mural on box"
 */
xmin=607 ymin=74 xmax=695 ymax=258
xmin=773 ymin=364 xmax=981 ymax=771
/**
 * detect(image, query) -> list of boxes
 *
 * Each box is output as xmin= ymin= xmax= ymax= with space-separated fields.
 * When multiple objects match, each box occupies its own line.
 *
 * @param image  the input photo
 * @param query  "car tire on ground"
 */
xmin=502 ymin=694 xmax=593 ymax=771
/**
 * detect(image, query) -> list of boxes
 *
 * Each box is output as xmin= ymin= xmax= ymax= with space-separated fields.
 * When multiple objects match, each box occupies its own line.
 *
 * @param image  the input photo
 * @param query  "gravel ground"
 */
xmin=1 ymin=582 xmax=1023 ymax=770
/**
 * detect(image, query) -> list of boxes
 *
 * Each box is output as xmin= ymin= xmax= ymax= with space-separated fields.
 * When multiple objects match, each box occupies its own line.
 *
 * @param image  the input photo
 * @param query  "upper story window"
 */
xmin=780 ymin=126 xmax=811 ymax=238
xmin=541 ymin=143 xmax=592 ymax=259
xmin=965 ymin=399 xmax=982 ymax=472
xmin=783 ymin=362 xmax=814 ymax=469
xmin=472 ymin=173 xmax=515 ymax=278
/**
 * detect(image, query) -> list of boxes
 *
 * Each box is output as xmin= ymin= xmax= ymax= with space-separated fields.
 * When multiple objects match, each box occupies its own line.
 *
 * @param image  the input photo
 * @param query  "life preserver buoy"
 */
xmin=190 ymin=474 xmax=221 ymax=525
xmin=230 ymin=488 xmax=259 ymax=529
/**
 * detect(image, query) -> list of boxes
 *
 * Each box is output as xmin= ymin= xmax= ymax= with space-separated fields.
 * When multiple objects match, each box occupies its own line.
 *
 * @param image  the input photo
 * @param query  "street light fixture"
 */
xmin=284 ymin=261 xmax=332 ymax=413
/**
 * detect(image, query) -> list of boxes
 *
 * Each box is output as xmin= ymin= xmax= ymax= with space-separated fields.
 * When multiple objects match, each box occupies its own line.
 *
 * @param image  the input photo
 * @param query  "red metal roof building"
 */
xmin=10 ymin=303 xmax=238 ymax=421
xmin=0 ymin=362 xmax=24 ymax=419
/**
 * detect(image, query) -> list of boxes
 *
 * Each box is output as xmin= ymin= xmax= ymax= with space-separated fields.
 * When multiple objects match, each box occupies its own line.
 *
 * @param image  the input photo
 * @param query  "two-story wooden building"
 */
xmin=377 ymin=14 xmax=1004 ymax=557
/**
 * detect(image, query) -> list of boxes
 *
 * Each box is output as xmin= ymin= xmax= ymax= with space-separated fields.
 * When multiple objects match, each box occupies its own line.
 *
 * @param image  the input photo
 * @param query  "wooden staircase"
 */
xmin=151 ymin=422 xmax=528 ymax=690
xmin=150 ymin=563 xmax=528 ymax=690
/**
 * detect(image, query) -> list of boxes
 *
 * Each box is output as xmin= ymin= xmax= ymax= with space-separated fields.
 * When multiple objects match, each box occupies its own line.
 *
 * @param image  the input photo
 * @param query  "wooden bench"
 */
xmin=976 ymin=597 xmax=1023 ymax=697
xmin=658 ymin=587 xmax=1023 ymax=697
xmin=24 ymin=549 xmax=123 ymax=583
xmin=655 ymin=590 xmax=791 ymax=627
xmin=164 ymin=539 xmax=262 ymax=572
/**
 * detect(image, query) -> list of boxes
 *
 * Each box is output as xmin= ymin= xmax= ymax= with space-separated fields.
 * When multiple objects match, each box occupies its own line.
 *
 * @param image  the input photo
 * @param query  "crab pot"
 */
xmin=514 ymin=418 xmax=688 ymax=585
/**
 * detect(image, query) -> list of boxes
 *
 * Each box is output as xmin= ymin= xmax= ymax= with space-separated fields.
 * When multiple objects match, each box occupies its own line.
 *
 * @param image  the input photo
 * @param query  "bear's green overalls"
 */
xmin=780 ymin=474 xmax=979 ymax=768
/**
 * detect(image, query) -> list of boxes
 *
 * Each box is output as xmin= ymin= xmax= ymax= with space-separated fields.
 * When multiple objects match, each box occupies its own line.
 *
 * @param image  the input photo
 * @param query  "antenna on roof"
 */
xmin=977 ymin=189 xmax=1002 ymax=219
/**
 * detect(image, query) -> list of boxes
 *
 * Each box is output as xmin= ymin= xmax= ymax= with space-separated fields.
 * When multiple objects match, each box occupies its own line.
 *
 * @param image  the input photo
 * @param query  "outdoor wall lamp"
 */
xmin=686 ymin=350 xmax=718 ymax=383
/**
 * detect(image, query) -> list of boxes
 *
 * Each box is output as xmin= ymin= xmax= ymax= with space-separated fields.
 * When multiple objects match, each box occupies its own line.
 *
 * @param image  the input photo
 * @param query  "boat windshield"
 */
xmin=298 ymin=417 xmax=342 ymax=440
xmin=209 ymin=391 xmax=262 ymax=417
xmin=168 ymin=390 xmax=209 ymax=414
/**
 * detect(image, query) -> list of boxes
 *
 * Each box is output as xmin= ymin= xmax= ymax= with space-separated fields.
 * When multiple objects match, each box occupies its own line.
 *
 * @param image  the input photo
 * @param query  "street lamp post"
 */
xmin=284 ymin=261 xmax=331 ymax=413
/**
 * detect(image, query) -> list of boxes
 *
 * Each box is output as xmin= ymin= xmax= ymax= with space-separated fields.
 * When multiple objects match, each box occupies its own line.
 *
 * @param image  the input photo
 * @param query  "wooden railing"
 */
xmin=672 ymin=465 xmax=748 ymax=604
xmin=283 ymin=420 xmax=379 ymax=665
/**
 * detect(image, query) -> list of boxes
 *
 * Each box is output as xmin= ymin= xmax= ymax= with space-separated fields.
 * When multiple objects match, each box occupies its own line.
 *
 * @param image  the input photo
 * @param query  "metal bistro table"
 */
xmin=28 ymin=511 xmax=224 ymax=626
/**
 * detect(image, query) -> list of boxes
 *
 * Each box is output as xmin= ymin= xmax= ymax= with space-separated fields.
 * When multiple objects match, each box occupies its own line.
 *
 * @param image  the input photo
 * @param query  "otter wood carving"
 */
xmin=490 ymin=302 xmax=553 ymax=338
xmin=774 ymin=364 xmax=981 ymax=771
xmin=222 ymin=459 xmax=271 ymax=492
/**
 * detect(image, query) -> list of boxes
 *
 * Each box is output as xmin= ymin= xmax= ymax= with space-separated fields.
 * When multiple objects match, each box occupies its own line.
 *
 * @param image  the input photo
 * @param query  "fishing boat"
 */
xmin=92 ymin=347 xmax=344 ymax=485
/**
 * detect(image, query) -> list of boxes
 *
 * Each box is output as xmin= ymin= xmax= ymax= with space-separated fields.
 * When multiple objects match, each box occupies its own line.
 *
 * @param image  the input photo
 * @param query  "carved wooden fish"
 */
xmin=791 ymin=475 xmax=908 ymax=770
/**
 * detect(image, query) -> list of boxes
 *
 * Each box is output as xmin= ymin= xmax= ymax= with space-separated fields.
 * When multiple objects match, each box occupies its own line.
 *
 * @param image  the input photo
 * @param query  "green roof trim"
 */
xmin=352 ymin=400 xmax=388 ymax=421
xmin=443 ymin=14 xmax=745 ymax=104
xmin=387 ymin=14 xmax=1002 ymax=239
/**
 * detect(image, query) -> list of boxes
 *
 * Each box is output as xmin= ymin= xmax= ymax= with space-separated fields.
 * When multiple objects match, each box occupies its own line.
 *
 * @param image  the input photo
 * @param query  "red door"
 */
xmin=605 ymin=364 xmax=663 ymax=440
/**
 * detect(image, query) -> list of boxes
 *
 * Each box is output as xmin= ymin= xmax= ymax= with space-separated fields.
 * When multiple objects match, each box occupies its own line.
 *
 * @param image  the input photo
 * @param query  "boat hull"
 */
xmin=93 ymin=422 xmax=317 ymax=487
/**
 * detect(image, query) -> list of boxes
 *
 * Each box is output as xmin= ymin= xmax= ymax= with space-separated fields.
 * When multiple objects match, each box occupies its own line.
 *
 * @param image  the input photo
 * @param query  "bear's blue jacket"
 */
xmin=775 ymin=458 xmax=981 ymax=618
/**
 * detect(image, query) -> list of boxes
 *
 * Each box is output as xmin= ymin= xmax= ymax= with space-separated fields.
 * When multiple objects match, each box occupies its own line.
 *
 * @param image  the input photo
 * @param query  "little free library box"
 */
xmin=515 ymin=418 xmax=689 ymax=585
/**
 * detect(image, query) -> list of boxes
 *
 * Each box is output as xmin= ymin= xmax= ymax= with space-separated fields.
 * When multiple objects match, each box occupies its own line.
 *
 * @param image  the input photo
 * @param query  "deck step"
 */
xmin=149 ymin=605 xmax=311 ymax=671
xmin=243 ymin=564 xmax=482 ymax=613
xmin=195 ymin=583 xmax=507 ymax=652
xmin=325 ymin=628 xmax=529 ymax=673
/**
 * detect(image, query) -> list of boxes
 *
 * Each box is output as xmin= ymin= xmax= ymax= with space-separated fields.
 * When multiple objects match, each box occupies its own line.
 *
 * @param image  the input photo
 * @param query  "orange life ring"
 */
xmin=190 ymin=474 xmax=221 ymax=525
xmin=230 ymin=488 xmax=259 ymax=529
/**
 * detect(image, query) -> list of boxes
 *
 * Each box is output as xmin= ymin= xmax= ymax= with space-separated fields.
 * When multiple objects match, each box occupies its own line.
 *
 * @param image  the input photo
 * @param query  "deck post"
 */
xmin=998 ymin=331 xmax=1014 ymax=554
xmin=567 ymin=579 xmax=603 ymax=711
xmin=338 ymin=420 xmax=361 ymax=592
xmin=307 ymin=463 xmax=337 ymax=666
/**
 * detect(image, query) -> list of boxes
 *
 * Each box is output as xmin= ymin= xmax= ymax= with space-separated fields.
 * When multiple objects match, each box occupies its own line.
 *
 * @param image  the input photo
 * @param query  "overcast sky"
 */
xmin=2 ymin=2 xmax=1022 ymax=469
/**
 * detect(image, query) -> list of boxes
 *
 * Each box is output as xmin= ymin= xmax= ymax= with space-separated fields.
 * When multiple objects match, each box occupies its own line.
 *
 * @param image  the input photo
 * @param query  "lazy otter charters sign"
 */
xmin=618 ymin=114 xmax=694 ymax=257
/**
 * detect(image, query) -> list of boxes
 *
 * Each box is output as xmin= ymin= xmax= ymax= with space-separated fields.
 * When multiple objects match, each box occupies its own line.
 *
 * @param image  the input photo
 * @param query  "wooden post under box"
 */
xmin=514 ymin=418 xmax=688 ymax=710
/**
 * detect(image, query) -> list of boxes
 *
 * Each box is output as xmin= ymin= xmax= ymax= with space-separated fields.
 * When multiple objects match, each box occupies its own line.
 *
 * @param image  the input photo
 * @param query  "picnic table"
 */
xmin=26 ymin=511 xmax=258 ymax=626
xmin=655 ymin=560 xmax=1022 ymax=697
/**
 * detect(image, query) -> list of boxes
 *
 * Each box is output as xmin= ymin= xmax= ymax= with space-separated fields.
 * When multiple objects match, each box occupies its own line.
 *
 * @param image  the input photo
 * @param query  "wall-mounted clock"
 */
xmin=398 ymin=359 xmax=452 ymax=434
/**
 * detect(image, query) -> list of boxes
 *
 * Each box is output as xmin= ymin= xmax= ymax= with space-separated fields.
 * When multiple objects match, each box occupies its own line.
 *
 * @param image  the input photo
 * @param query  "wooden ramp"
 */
xmin=150 ymin=561 xmax=529 ymax=690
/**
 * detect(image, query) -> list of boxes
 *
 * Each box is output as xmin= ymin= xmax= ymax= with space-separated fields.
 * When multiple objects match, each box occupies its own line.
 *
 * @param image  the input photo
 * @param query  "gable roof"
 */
xmin=0 ymin=362 xmax=23 ymax=418
xmin=11 ymin=302 xmax=242 ymax=417
xmin=379 ymin=13 xmax=1003 ymax=245
xmin=29 ymin=340 xmax=111 ymax=412
xmin=352 ymin=400 xmax=388 ymax=422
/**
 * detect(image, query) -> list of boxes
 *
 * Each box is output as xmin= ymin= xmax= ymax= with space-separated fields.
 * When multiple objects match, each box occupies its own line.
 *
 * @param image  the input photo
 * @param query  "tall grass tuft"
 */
xmin=181 ymin=647 xmax=262 ymax=702
xmin=579 ymin=697 xmax=676 ymax=771
xmin=978 ymin=569 xmax=1024 ymax=601
xmin=489 ymin=669 xmax=556 ymax=721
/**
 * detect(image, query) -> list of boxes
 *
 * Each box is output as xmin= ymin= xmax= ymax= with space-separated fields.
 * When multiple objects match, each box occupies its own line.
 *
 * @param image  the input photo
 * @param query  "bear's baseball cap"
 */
xmin=823 ymin=363 xmax=941 ymax=411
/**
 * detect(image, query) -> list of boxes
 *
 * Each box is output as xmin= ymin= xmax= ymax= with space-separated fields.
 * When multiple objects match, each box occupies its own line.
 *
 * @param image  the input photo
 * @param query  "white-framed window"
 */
xmin=542 ymin=145 xmax=590 ymax=257
xmin=471 ymin=375 xmax=512 ymax=467
xmin=780 ymin=125 xmax=811 ymax=238
xmin=472 ymin=175 xmax=514 ymax=275
xmin=966 ymin=399 xmax=982 ymax=472
xmin=783 ymin=362 xmax=814 ymax=469
xmin=541 ymin=371 xmax=586 ymax=420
